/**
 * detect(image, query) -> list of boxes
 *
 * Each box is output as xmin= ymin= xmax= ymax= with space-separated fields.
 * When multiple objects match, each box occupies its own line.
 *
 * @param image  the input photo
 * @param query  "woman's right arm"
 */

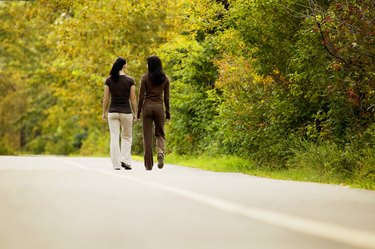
xmin=137 ymin=76 xmax=146 ymax=119
xmin=102 ymin=85 xmax=110 ymax=120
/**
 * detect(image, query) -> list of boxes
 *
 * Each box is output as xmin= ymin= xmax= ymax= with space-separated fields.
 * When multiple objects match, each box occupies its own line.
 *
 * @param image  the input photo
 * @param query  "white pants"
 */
xmin=107 ymin=113 xmax=133 ymax=169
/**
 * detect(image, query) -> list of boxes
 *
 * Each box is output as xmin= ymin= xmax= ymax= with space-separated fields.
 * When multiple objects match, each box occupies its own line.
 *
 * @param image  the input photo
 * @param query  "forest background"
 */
xmin=1 ymin=0 xmax=374 ymax=188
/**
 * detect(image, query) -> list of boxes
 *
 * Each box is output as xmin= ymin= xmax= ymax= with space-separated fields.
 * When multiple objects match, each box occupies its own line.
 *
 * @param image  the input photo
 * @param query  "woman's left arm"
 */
xmin=102 ymin=85 xmax=110 ymax=120
xmin=164 ymin=78 xmax=170 ymax=120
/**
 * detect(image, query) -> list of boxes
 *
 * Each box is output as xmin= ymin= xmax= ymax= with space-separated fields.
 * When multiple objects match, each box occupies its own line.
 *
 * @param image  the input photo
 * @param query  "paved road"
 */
xmin=0 ymin=156 xmax=374 ymax=249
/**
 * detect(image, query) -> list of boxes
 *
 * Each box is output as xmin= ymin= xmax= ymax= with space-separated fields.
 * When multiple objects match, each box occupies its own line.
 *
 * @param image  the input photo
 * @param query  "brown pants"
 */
xmin=142 ymin=103 xmax=165 ymax=170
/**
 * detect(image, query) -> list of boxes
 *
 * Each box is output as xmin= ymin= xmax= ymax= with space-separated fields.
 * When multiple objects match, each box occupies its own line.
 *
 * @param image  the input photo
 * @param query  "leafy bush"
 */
xmin=160 ymin=36 xmax=220 ymax=155
xmin=355 ymin=148 xmax=375 ymax=189
xmin=1 ymin=0 xmax=374 ymax=188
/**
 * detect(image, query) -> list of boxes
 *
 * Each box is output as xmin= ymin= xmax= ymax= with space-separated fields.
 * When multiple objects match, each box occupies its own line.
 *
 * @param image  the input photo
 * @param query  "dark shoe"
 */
xmin=157 ymin=153 xmax=164 ymax=169
xmin=121 ymin=162 xmax=132 ymax=170
xmin=114 ymin=167 xmax=121 ymax=170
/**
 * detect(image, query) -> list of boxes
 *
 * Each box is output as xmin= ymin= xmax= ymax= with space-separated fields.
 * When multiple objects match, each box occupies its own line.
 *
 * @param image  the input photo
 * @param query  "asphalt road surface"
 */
xmin=0 ymin=156 xmax=374 ymax=249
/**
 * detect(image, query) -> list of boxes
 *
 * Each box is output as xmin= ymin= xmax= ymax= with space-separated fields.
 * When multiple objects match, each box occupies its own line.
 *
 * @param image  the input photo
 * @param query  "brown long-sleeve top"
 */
xmin=137 ymin=74 xmax=170 ymax=119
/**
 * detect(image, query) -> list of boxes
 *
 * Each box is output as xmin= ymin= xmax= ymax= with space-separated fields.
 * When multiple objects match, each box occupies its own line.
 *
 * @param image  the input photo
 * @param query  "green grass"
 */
xmin=74 ymin=150 xmax=373 ymax=190
xmin=165 ymin=153 xmax=252 ymax=173
xmin=161 ymin=153 xmax=374 ymax=190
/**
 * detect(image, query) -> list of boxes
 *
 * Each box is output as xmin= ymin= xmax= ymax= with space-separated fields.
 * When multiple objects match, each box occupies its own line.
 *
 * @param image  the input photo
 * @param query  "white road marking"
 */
xmin=58 ymin=157 xmax=375 ymax=249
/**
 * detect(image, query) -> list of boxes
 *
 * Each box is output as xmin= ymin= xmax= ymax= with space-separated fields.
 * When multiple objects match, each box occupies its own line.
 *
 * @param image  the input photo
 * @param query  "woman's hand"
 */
xmin=102 ymin=113 xmax=107 ymax=120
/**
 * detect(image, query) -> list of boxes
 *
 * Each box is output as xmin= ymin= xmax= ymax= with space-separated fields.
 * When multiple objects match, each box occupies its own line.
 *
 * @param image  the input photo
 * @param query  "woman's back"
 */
xmin=105 ymin=75 xmax=135 ymax=113
xmin=141 ymin=74 xmax=169 ymax=103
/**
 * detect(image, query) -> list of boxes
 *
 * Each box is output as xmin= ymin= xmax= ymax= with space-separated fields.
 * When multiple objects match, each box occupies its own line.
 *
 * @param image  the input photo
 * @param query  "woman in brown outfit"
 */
xmin=137 ymin=55 xmax=170 ymax=170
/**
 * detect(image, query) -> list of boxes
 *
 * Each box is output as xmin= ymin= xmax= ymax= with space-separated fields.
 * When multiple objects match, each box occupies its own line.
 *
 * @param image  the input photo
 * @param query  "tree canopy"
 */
xmin=1 ymin=0 xmax=374 ymax=183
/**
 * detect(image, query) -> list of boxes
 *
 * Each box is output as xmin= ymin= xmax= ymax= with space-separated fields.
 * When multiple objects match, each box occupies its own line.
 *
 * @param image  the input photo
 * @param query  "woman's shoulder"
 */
xmin=105 ymin=76 xmax=112 ymax=85
xmin=140 ymin=73 xmax=149 ymax=82
xmin=164 ymin=75 xmax=170 ymax=84
xmin=124 ymin=75 xmax=135 ymax=82
xmin=116 ymin=75 xmax=134 ymax=86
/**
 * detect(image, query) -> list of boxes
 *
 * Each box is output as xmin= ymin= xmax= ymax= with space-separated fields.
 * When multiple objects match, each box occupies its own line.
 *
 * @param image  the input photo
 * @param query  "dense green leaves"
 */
xmin=158 ymin=0 xmax=374 ymax=181
xmin=1 ymin=0 xmax=374 ymax=184
xmin=159 ymin=36 xmax=220 ymax=154
xmin=0 ymin=0 xmax=170 ymax=154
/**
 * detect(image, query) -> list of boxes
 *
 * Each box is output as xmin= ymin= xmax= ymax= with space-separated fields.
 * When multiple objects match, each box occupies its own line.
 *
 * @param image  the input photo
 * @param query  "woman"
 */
xmin=137 ymin=55 xmax=170 ymax=170
xmin=102 ymin=57 xmax=137 ymax=170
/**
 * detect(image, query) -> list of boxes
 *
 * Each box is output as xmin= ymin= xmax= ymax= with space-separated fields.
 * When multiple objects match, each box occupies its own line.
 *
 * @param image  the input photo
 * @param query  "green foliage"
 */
xmin=0 ymin=0 xmax=171 ymax=155
xmin=79 ymin=128 xmax=107 ymax=156
xmin=0 ymin=1 xmax=56 ymax=154
xmin=291 ymin=0 xmax=375 ymax=141
xmin=228 ymin=0 xmax=308 ymax=75
xmin=286 ymin=140 xmax=374 ymax=189
xmin=165 ymin=153 xmax=253 ymax=173
xmin=287 ymin=141 xmax=357 ymax=177
xmin=159 ymin=35 xmax=220 ymax=154
xmin=1 ymin=0 xmax=374 ymax=187
xmin=355 ymin=148 xmax=375 ymax=189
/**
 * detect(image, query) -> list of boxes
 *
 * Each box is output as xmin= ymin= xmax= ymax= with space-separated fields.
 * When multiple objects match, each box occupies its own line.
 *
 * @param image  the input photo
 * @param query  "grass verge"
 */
xmin=74 ymin=150 xmax=373 ymax=190
xmin=163 ymin=153 xmax=374 ymax=190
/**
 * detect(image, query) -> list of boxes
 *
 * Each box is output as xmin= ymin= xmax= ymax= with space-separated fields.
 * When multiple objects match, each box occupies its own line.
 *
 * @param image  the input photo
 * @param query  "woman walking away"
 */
xmin=102 ymin=57 xmax=137 ymax=170
xmin=137 ymin=55 xmax=170 ymax=170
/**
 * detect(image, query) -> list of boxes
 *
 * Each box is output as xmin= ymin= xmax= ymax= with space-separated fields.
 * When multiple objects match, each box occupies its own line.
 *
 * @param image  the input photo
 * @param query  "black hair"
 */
xmin=147 ymin=55 xmax=166 ymax=85
xmin=110 ymin=57 xmax=126 ymax=81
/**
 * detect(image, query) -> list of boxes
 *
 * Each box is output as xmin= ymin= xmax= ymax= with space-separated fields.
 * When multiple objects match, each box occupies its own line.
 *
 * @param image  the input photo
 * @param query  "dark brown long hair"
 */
xmin=110 ymin=57 xmax=126 ymax=81
xmin=147 ymin=55 xmax=166 ymax=85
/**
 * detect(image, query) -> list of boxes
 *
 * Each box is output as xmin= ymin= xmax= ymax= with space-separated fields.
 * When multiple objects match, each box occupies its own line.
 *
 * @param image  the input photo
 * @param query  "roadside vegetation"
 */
xmin=1 ymin=0 xmax=374 ymax=189
xmin=165 ymin=152 xmax=374 ymax=190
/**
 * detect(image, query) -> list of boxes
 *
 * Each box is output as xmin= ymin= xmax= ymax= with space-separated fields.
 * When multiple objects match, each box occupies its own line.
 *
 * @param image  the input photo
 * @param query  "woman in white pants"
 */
xmin=102 ymin=57 xmax=137 ymax=170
